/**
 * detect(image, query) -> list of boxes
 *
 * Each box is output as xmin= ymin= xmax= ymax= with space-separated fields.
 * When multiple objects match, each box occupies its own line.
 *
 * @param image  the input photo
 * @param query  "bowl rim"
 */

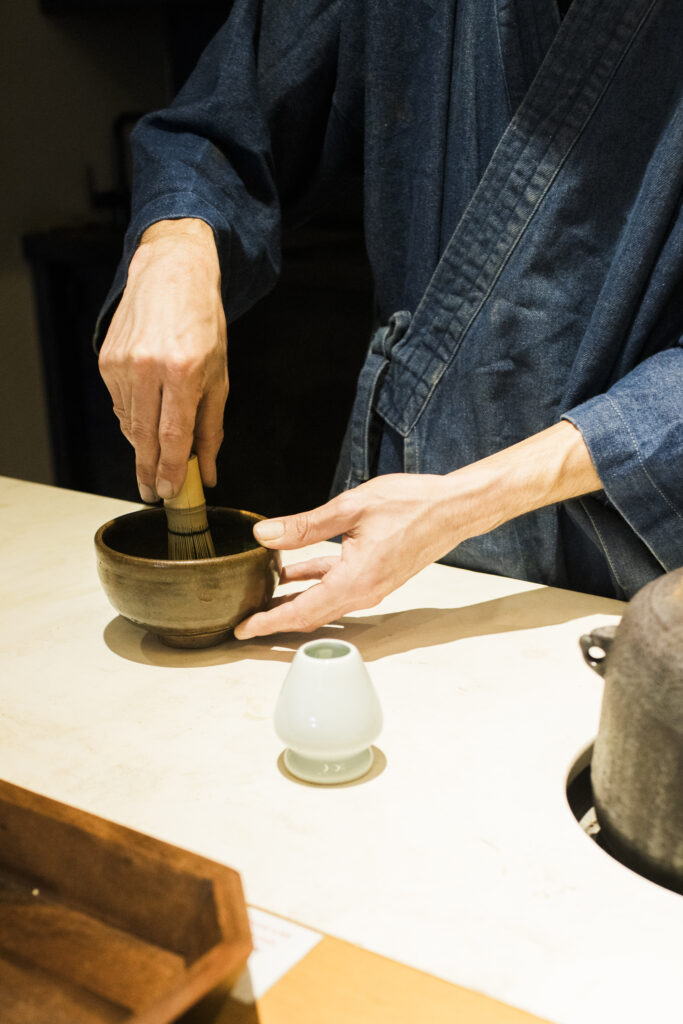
xmin=94 ymin=505 xmax=270 ymax=568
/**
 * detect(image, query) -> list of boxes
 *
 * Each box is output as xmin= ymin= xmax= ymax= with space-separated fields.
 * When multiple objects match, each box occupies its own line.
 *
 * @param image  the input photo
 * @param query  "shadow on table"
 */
xmin=103 ymin=584 xmax=621 ymax=668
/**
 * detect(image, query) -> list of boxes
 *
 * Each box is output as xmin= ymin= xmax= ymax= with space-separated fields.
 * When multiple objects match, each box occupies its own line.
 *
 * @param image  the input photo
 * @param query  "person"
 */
xmin=97 ymin=0 xmax=683 ymax=640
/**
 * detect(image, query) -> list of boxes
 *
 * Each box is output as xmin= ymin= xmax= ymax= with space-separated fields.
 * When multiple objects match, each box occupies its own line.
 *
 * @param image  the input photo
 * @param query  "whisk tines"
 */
xmin=164 ymin=455 xmax=216 ymax=561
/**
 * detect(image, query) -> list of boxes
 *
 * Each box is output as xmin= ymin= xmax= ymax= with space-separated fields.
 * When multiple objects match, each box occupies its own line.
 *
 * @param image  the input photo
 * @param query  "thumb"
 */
xmin=253 ymin=493 xmax=357 ymax=550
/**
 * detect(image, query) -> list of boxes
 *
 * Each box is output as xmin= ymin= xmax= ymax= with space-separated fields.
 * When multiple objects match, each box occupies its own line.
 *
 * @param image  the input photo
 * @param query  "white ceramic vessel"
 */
xmin=274 ymin=639 xmax=383 ymax=784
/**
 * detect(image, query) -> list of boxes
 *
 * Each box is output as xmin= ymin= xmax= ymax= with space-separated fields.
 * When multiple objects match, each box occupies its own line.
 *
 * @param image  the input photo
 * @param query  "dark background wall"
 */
xmin=2 ymin=1 xmax=372 ymax=518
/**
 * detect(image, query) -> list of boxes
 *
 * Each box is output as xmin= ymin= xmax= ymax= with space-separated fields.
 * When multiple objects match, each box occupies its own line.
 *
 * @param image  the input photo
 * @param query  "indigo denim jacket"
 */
xmin=98 ymin=0 xmax=683 ymax=600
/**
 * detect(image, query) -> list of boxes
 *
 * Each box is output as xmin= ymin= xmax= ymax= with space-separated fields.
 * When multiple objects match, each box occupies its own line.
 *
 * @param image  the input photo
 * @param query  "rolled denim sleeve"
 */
xmin=94 ymin=0 xmax=363 ymax=347
xmin=564 ymin=344 xmax=683 ymax=573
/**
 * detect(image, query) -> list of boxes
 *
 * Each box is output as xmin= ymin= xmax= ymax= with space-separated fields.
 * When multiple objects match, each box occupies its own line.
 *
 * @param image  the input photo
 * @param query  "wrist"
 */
xmin=130 ymin=218 xmax=220 ymax=279
xmin=442 ymin=421 xmax=602 ymax=543
xmin=139 ymin=218 xmax=216 ymax=246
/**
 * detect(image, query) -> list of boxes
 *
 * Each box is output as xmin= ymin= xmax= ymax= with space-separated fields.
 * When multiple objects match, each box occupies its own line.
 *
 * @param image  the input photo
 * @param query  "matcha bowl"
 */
xmin=95 ymin=507 xmax=280 ymax=648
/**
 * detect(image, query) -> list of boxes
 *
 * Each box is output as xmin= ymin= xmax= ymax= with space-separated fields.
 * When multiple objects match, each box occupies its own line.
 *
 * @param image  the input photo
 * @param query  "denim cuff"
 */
xmin=92 ymin=192 xmax=229 ymax=352
xmin=563 ymin=382 xmax=683 ymax=573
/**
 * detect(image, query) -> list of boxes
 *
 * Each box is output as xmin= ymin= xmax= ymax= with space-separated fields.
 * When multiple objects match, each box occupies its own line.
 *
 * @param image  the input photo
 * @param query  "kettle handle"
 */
xmin=579 ymin=624 xmax=618 ymax=677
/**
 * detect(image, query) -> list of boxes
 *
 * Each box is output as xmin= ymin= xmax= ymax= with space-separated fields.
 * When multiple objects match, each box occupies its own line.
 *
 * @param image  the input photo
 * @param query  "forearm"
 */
xmin=442 ymin=420 xmax=602 ymax=545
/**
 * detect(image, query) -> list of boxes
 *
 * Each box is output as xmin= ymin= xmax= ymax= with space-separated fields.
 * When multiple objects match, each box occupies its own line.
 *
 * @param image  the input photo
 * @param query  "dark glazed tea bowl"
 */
xmin=95 ymin=507 xmax=280 ymax=648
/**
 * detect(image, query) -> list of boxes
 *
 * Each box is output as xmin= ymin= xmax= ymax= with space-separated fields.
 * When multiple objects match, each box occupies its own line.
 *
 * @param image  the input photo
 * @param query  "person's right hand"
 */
xmin=98 ymin=218 xmax=228 ymax=502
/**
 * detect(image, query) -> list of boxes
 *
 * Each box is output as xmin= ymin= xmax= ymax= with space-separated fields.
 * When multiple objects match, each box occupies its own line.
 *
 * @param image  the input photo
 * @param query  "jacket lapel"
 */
xmin=376 ymin=0 xmax=660 ymax=437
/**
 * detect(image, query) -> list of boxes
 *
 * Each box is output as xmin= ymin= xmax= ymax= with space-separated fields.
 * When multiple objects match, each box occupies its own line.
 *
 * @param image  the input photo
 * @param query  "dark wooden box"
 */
xmin=0 ymin=780 xmax=252 ymax=1024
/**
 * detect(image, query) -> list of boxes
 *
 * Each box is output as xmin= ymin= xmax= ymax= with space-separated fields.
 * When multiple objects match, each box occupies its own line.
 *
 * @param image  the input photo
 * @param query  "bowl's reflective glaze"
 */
xmin=95 ymin=507 xmax=280 ymax=648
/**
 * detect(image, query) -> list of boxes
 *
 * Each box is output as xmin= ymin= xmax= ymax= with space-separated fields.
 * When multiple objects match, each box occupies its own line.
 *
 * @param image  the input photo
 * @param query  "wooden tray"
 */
xmin=0 ymin=780 xmax=252 ymax=1024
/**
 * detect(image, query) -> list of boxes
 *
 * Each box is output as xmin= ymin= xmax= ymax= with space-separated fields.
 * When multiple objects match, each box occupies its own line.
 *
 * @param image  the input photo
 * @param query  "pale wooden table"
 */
xmin=1 ymin=476 xmax=681 ymax=1024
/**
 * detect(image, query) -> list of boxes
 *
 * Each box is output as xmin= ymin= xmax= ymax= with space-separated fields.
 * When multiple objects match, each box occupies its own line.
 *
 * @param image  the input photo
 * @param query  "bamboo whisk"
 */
xmin=164 ymin=455 xmax=216 ymax=560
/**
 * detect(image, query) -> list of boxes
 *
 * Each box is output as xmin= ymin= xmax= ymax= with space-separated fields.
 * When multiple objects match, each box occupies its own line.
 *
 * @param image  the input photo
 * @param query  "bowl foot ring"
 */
xmin=283 ymin=748 xmax=374 ymax=785
xmin=158 ymin=628 xmax=233 ymax=649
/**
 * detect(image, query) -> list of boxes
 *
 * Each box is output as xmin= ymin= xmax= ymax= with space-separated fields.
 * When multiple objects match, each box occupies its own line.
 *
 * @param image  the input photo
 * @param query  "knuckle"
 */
xmin=214 ymin=364 xmax=229 ymax=388
xmin=98 ymin=353 xmax=112 ymax=376
xmin=97 ymin=334 xmax=116 ymax=362
xmin=158 ymin=422 xmax=188 ymax=447
xmin=195 ymin=425 xmax=224 ymax=445
xmin=157 ymin=445 xmax=186 ymax=470
xmin=166 ymin=353 xmax=201 ymax=381
xmin=98 ymin=361 xmax=118 ymax=387
xmin=292 ymin=513 xmax=312 ymax=544
xmin=135 ymin=464 xmax=156 ymax=485
xmin=196 ymin=438 xmax=223 ymax=460
xmin=130 ymin=420 xmax=157 ymax=445
xmin=333 ymin=491 xmax=357 ymax=522
xmin=129 ymin=351 xmax=157 ymax=375
xmin=156 ymin=459 xmax=185 ymax=480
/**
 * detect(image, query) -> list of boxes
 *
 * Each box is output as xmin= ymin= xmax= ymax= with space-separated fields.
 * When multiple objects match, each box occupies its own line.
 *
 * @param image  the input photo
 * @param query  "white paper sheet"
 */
xmin=231 ymin=906 xmax=323 ymax=1003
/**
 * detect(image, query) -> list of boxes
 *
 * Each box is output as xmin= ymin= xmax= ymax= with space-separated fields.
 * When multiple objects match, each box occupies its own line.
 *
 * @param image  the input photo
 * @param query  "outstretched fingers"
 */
xmin=234 ymin=562 xmax=352 ymax=639
xmin=253 ymin=492 xmax=359 ymax=550
xmin=278 ymin=556 xmax=340 ymax=584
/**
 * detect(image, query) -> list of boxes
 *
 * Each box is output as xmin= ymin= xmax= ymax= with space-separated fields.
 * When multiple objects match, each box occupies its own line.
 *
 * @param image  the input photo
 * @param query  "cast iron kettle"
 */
xmin=580 ymin=567 xmax=683 ymax=895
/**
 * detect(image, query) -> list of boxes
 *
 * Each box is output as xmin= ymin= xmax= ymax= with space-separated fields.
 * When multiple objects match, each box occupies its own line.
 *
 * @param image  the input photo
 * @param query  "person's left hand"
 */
xmin=233 ymin=421 xmax=603 ymax=640
xmin=233 ymin=473 xmax=464 ymax=639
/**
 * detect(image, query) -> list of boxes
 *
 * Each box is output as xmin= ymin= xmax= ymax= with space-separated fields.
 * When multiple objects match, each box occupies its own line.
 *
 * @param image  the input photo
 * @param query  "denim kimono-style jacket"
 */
xmin=98 ymin=0 xmax=683 ymax=600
